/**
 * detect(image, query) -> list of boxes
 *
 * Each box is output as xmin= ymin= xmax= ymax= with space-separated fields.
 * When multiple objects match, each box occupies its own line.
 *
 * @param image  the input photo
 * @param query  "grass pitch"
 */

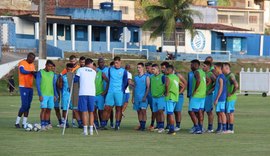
xmin=0 ymin=95 xmax=270 ymax=156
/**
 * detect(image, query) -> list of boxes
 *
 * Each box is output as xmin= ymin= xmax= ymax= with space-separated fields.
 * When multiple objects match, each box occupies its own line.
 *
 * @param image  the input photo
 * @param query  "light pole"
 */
xmin=38 ymin=0 xmax=47 ymax=70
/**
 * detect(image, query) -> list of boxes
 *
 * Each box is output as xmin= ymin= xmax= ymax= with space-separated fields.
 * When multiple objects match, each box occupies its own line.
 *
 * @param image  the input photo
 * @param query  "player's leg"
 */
xmin=206 ymin=111 xmax=214 ymax=132
xmin=23 ymin=88 xmax=33 ymax=126
xmin=96 ymin=95 xmax=105 ymax=128
xmin=166 ymin=101 xmax=176 ymax=135
xmin=227 ymin=100 xmax=236 ymax=133
xmin=114 ymin=92 xmax=124 ymax=130
xmin=87 ymin=96 xmax=95 ymax=135
xmin=188 ymin=98 xmax=201 ymax=134
xmin=45 ymin=96 xmax=54 ymax=129
xmin=152 ymin=98 xmax=159 ymax=131
xmin=157 ymin=97 xmax=165 ymax=133
xmin=174 ymin=94 xmax=184 ymax=131
xmin=122 ymin=93 xmax=130 ymax=115
xmin=205 ymin=94 xmax=214 ymax=132
xmin=78 ymin=96 xmax=89 ymax=135
xmin=15 ymin=87 xmax=28 ymax=128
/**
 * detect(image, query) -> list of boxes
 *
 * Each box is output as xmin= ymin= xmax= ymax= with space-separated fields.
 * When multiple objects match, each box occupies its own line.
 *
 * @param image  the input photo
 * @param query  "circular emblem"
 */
xmin=191 ymin=31 xmax=206 ymax=52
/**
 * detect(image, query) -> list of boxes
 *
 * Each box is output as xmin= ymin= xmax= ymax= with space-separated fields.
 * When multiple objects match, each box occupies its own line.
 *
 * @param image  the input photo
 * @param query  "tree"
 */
xmin=142 ymin=0 xmax=202 ymax=59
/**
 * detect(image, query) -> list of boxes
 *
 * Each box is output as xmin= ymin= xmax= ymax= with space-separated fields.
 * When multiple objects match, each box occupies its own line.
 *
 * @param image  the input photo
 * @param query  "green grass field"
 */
xmin=0 ymin=95 xmax=270 ymax=156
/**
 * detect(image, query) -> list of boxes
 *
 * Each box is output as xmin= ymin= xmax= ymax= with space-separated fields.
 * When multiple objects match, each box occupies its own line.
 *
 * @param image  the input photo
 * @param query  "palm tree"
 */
xmin=142 ymin=0 xmax=202 ymax=59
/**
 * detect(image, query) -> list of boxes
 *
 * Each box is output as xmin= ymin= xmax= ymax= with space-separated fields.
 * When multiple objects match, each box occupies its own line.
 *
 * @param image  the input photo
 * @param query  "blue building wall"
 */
xmin=246 ymin=34 xmax=261 ymax=56
xmin=0 ymin=17 xmax=16 ymax=47
xmin=55 ymin=8 xmax=122 ymax=20
xmin=263 ymin=36 xmax=270 ymax=56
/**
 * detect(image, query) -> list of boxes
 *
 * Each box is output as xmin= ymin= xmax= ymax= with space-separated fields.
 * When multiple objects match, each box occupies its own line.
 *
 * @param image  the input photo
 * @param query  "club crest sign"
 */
xmin=191 ymin=31 xmax=206 ymax=52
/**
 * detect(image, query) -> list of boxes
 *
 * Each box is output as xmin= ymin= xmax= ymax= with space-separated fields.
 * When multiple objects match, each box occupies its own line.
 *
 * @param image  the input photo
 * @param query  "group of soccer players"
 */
xmin=15 ymin=53 xmax=238 ymax=135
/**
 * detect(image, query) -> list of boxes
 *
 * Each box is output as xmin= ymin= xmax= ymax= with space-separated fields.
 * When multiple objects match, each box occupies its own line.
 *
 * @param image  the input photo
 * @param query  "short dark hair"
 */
xmin=191 ymin=59 xmax=200 ymax=66
xmin=145 ymin=62 xmax=152 ymax=67
xmin=85 ymin=58 xmax=93 ymax=65
xmin=161 ymin=61 xmax=169 ymax=67
xmin=205 ymin=56 xmax=213 ymax=61
xmin=66 ymin=63 xmax=74 ymax=68
xmin=93 ymin=62 xmax=96 ymax=67
xmin=79 ymin=56 xmax=86 ymax=61
xmin=203 ymin=61 xmax=211 ymax=67
xmin=214 ymin=62 xmax=223 ymax=68
xmin=69 ymin=55 xmax=76 ymax=60
xmin=27 ymin=52 xmax=36 ymax=58
xmin=46 ymin=60 xmax=54 ymax=66
xmin=114 ymin=56 xmax=121 ymax=61
xmin=110 ymin=61 xmax=114 ymax=66
xmin=166 ymin=64 xmax=174 ymax=70
xmin=137 ymin=62 xmax=144 ymax=67
xmin=223 ymin=62 xmax=231 ymax=68
xmin=152 ymin=64 xmax=159 ymax=68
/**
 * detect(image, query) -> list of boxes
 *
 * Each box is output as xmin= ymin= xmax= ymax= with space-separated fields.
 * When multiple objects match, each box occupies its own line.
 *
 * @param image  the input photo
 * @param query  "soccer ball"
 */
xmin=33 ymin=123 xmax=41 ymax=132
xmin=25 ymin=123 xmax=33 ymax=131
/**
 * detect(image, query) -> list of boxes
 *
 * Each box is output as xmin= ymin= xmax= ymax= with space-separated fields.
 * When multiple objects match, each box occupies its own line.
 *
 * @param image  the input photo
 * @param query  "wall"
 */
xmin=190 ymin=5 xmax=218 ymax=23
xmin=55 ymin=8 xmax=122 ymax=21
xmin=93 ymin=0 xmax=135 ymax=20
xmin=13 ymin=17 xmax=34 ymax=35
xmin=263 ymin=35 xmax=270 ymax=56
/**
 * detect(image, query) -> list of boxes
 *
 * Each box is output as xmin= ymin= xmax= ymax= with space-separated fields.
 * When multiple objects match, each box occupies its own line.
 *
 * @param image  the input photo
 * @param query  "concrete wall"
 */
xmin=55 ymin=8 xmax=122 ymax=21
xmin=190 ymin=5 xmax=218 ymax=23
xmin=13 ymin=17 xmax=34 ymax=35
xmin=93 ymin=0 xmax=135 ymax=20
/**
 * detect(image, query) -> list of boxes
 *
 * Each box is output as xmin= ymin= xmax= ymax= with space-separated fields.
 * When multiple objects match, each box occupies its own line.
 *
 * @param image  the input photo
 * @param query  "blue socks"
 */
xmin=222 ymin=124 xmax=227 ymax=131
xmin=101 ymin=120 xmax=108 ymax=127
xmin=229 ymin=124 xmax=234 ymax=131
xmin=169 ymin=124 xmax=174 ymax=132
xmin=94 ymin=120 xmax=99 ymax=127
xmin=217 ymin=123 xmax=222 ymax=131
xmin=140 ymin=121 xmax=146 ymax=130
xmin=157 ymin=122 xmax=164 ymax=129
xmin=176 ymin=122 xmax=181 ymax=128
xmin=208 ymin=124 xmax=213 ymax=130
xmin=150 ymin=120 xmax=155 ymax=127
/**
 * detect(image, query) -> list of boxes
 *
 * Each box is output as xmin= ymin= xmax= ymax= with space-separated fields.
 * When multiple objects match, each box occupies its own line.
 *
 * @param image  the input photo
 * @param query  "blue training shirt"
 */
xmin=61 ymin=74 xmax=70 ymax=99
xmin=108 ymin=66 xmax=128 ymax=92
xmin=213 ymin=74 xmax=227 ymax=102
xmin=134 ymin=74 xmax=148 ymax=102
xmin=146 ymin=72 xmax=153 ymax=97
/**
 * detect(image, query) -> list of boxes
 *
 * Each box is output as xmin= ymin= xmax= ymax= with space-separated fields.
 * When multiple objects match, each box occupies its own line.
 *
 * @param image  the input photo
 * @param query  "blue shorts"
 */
xmin=54 ymin=101 xmax=59 ymax=108
xmin=19 ymin=87 xmax=33 ymax=113
xmin=105 ymin=92 xmax=124 ymax=107
xmin=95 ymin=95 xmax=105 ymax=110
xmin=216 ymin=101 xmax=225 ymax=113
xmin=78 ymin=96 xmax=95 ymax=112
xmin=61 ymin=95 xmax=73 ymax=111
xmin=40 ymin=96 xmax=54 ymax=109
xmin=165 ymin=100 xmax=176 ymax=115
xmin=124 ymin=93 xmax=130 ymax=103
xmin=152 ymin=96 xmax=165 ymax=112
xmin=133 ymin=100 xmax=148 ymax=111
xmin=189 ymin=97 xmax=205 ymax=112
xmin=226 ymin=100 xmax=236 ymax=113
xmin=204 ymin=94 xmax=213 ymax=112
xmin=175 ymin=94 xmax=184 ymax=112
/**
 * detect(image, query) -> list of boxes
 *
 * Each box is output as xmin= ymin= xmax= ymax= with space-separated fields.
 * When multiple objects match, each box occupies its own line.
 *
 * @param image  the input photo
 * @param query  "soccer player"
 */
xmin=74 ymin=58 xmax=96 ymax=135
xmin=15 ymin=52 xmax=36 ymax=128
xmin=145 ymin=62 xmax=156 ymax=130
xmin=213 ymin=62 xmax=227 ymax=134
xmin=205 ymin=56 xmax=215 ymax=73
xmin=59 ymin=63 xmax=74 ymax=128
xmin=150 ymin=64 xmax=166 ymax=133
xmin=52 ymin=64 xmax=62 ymax=127
xmin=160 ymin=61 xmax=169 ymax=74
xmin=61 ymin=55 xmax=82 ymax=128
xmin=122 ymin=64 xmax=133 ymax=116
xmin=165 ymin=65 xmax=179 ymax=135
xmin=202 ymin=61 xmax=216 ymax=133
xmin=36 ymin=60 xmax=58 ymax=130
xmin=174 ymin=71 xmax=187 ymax=131
xmin=223 ymin=63 xmax=238 ymax=134
xmin=79 ymin=56 xmax=86 ymax=67
xmin=189 ymin=59 xmax=206 ymax=134
xmin=100 ymin=56 xmax=128 ymax=130
xmin=132 ymin=63 xmax=150 ymax=131
xmin=93 ymin=63 xmax=109 ymax=128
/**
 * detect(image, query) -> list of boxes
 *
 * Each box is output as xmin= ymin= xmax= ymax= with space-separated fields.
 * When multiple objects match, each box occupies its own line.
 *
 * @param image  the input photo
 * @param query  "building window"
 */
xmin=218 ymin=15 xmax=228 ymax=23
xmin=47 ymin=24 xmax=53 ymax=36
xmin=230 ymin=15 xmax=245 ymax=24
xmin=120 ymin=6 xmax=129 ymax=14
xmin=133 ymin=31 xmax=139 ymax=42
xmin=249 ymin=16 xmax=258 ymax=23
xmin=163 ymin=31 xmax=185 ymax=46
xmin=112 ymin=27 xmax=120 ymax=41
xmin=57 ymin=24 xmax=64 ymax=36
xmin=75 ymin=26 xmax=87 ymax=41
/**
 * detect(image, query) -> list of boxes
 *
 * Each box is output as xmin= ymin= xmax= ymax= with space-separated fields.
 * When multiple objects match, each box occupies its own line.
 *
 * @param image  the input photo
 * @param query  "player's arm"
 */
xmin=178 ymin=73 xmax=187 ymax=94
xmin=132 ymin=80 xmax=135 ymax=104
xmin=73 ymin=69 xmax=80 ymax=83
xmin=229 ymin=74 xmax=239 ymax=96
xmin=214 ymin=78 xmax=223 ymax=105
xmin=165 ymin=77 xmax=170 ymax=97
xmin=53 ymin=74 xmax=58 ymax=101
xmin=207 ymin=74 xmax=216 ymax=95
xmin=122 ymin=70 xmax=128 ymax=91
xmin=19 ymin=66 xmax=36 ymax=76
xmin=142 ymin=76 xmax=150 ymax=102
xmin=102 ymin=73 xmax=109 ymax=95
xmin=36 ymin=71 xmax=43 ymax=102
xmin=192 ymin=71 xmax=200 ymax=96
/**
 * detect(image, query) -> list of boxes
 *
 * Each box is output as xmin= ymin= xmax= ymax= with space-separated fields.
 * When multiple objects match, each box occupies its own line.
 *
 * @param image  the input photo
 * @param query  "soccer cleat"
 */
xmin=40 ymin=126 xmax=47 ymax=131
xmin=207 ymin=129 xmax=214 ymax=133
xmin=110 ymin=123 xmax=114 ymax=129
xmin=167 ymin=131 xmax=176 ymax=135
xmin=158 ymin=128 xmax=165 ymax=133
xmin=148 ymin=126 xmax=155 ymax=132
xmin=72 ymin=123 xmax=77 ymax=128
xmin=115 ymin=126 xmax=120 ymax=131
xmin=154 ymin=126 xmax=159 ymax=131
xmin=46 ymin=124 xmax=53 ymax=130
xmin=194 ymin=129 xmax=202 ymax=134
xmin=15 ymin=124 xmax=21 ymax=128
xmin=189 ymin=126 xmax=196 ymax=134
xmin=134 ymin=125 xmax=141 ymax=130
xmin=78 ymin=124 xmax=83 ymax=129
xmin=226 ymin=130 xmax=234 ymax=134
xmin=174 ymin=127 xmax=181 ymax=132
xmin=82 ymin=132 xmax=88 ymax=136
xmin=89 ymin=131 xmax=93 ymax=136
